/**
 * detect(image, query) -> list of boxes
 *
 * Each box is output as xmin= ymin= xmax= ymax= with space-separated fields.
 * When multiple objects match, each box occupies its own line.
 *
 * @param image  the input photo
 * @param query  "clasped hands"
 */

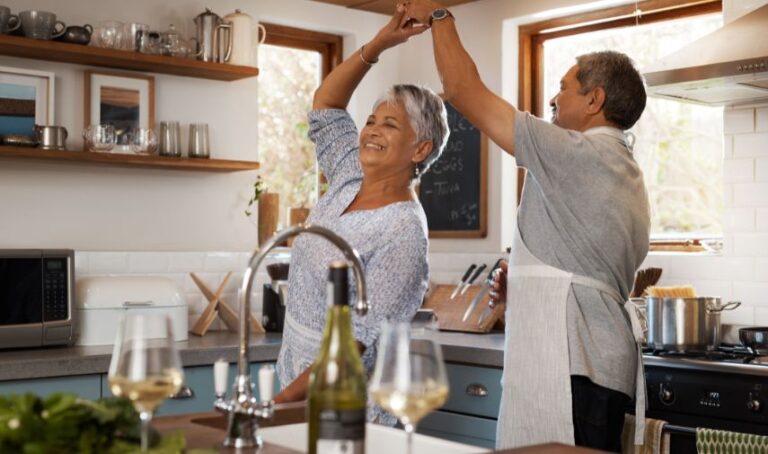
xmin=369 ymin=0 xmax=446 ymax=52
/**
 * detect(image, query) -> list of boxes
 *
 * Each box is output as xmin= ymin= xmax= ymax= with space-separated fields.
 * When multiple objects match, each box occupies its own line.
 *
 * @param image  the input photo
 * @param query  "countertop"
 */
xmin=0 ymin=329 xmax=506 ymax=382
xmin=155 ymin=409 xmax=601 ymax=454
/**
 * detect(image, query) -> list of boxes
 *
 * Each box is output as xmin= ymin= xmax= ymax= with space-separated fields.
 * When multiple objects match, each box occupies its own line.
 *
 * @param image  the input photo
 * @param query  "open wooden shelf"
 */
xmin=0 ymin=146 xmax=260 ymax=172
xmin=0 ymin=34 xmax=259 ymax=81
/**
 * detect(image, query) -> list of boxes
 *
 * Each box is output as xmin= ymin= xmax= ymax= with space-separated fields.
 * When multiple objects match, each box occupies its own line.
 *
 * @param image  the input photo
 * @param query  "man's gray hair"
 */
xmin=575 ymin=51 xmax=646 ymax=130
xmin=373 ymin=84 xmax=449 ymax=182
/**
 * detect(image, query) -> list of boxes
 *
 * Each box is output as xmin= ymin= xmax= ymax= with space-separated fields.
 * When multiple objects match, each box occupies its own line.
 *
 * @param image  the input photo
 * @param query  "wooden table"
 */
xmin=154 ymin=404 xmax=602 ymax=453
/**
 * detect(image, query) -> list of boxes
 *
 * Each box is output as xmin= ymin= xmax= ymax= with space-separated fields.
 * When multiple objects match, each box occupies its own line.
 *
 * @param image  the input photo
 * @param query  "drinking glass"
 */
xmin=83 ymin=124 xmax=116 ymax=152
xmin=126 ymin=127 xmax=158 ymax=155
xmin=108 ymin=314 xmax=184 ymax=452
xmin=370 ymin=322 xmax=449 ymax=454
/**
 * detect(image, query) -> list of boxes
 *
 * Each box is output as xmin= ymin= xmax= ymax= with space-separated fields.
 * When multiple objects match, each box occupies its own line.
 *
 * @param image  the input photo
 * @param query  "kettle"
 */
xmin=222 ymin=9 xmax=266 ymax=66
xmin=193 ymin=8 xmax=232 ymax=63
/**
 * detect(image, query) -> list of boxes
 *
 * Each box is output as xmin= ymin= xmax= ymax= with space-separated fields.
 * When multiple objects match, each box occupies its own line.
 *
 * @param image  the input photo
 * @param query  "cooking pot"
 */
xmin=739 ymin=327 xmax=768 ymax=355
xmin=646 ymin=297 xmax=740 ymax=352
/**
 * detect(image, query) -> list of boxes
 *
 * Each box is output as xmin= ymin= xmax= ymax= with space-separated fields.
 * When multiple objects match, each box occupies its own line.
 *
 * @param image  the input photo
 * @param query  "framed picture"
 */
xmin=0 ymin=66 xmax=55 ymax=136
xmin=84 ymin=70 xmax=154 ymax=144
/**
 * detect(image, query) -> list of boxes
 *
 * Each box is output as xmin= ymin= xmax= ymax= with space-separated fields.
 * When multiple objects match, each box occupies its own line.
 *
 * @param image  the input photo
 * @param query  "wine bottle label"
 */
xmin=317 ymin=408 xmax=365 ymax=453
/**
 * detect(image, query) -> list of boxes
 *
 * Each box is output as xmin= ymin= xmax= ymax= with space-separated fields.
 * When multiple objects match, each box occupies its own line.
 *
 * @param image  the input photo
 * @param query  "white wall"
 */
xmin=0 ymin=0 xmax=396 ymax=251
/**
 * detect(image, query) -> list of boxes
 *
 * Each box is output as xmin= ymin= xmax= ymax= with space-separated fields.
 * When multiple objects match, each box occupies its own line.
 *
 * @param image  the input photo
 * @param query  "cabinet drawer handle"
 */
xmin=465 ymin=383 xmax=488 ymax=397
xmin=169 ymin=385 xmax=195 ymax=400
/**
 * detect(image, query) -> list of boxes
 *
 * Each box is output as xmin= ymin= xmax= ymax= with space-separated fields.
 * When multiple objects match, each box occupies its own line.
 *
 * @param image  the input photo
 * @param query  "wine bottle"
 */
xmin=308 ymin=261 xmax=367 ymax=454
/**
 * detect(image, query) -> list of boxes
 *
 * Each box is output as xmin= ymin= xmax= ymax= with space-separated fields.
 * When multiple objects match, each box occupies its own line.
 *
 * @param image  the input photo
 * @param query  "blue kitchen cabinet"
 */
xmin=0 ymin=374 xmax=102 ymax=400
xmin=417 ymin=363 xmax=502 ymax=449
xmin=101 ymin=361 xmax=279 ymax=416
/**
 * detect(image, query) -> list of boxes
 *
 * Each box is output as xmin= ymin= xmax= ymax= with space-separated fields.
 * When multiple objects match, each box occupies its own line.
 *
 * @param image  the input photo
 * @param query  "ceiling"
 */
xmin=311 ymin=0 xmax=480 ymax=15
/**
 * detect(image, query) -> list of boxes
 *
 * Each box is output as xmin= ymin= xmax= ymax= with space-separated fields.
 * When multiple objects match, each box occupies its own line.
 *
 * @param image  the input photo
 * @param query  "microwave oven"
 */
xmin=0 ymin=249 xmax=74 ymax=349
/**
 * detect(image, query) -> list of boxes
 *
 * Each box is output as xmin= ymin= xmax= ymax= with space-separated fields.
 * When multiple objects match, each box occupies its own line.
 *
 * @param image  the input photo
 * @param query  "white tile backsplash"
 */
xmin=756 ymin=158 xmax=768 ymax=182
xmin=733 ymin=233 xmax=768 ymax=257
xmin=89 ymin=252 xmax=129 ymax=274
xmin=733 ymin=183 xmax=768 ymax=207
xmin=733 ymin=281 xmax=768 ymax=307
xmin=168 ymin=252 xmax=206 ymax=272
xmin=723 ymin=134 xmax=734 ymax=158
xmin=128 ymin=252 xmax=170 ymax=273
xmin=757 ymin=209 xmax=768 ymax=232
xmin=757 ymin=108 xmax=768 ymax=132
xmin=734 ymin=133 xmax=768 ymax=158
xmin=724 ymin=208 xmax=755 ymax=232
xmin=723 ymin=158 xmax=755 ymax=183
xmin=204 ymin=253 xmax=239 ymax=272
xmin=724 ymin=108 xmax=755 ymax=134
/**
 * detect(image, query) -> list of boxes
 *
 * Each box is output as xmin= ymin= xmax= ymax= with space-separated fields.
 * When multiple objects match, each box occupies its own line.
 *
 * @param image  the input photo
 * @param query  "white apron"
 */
xmin=496 ymin=127 xmax=646 ymax=449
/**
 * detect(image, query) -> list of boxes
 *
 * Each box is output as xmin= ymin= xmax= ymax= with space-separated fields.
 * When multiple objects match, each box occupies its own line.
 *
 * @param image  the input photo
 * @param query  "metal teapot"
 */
xmin=193 ymin=8 xmax=232 ymax=63
xmin=221 ymin=9 xmax=266 ymax=66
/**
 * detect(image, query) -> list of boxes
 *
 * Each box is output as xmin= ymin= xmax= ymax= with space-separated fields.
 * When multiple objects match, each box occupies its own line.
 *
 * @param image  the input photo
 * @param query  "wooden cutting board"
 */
xmin=422 ymin=284 xmax=505 ymax=333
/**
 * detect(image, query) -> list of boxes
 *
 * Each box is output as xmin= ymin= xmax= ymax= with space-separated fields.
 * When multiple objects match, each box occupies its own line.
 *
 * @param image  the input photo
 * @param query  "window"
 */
xmin=258 ymin=24 xmax=342 ymax=224
xmin=520 ymin=0 xmax=724 ymax=242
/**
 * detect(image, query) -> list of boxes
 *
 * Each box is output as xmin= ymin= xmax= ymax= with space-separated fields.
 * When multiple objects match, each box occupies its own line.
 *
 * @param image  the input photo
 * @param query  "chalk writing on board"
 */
xmin=418 ymin=101 xmax=484 ymax=234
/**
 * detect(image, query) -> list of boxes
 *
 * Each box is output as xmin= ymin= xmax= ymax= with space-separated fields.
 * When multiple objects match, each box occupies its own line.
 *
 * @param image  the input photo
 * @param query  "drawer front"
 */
xmin=418 ymin=410 xmax=496 ymax=449
xmin=0 ymin=375 xmax=101 ymax=400
xmin=442 ymin=363 xmax=502 ymax=419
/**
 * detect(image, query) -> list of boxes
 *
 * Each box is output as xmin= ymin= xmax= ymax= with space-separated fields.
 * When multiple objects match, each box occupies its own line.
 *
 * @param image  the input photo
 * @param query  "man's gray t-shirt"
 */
xmin=514 ymin=111 xmax=650 ymax=397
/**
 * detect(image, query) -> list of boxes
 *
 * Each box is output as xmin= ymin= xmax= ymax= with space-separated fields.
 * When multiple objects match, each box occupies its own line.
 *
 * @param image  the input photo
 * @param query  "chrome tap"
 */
xmin=213 ymin=224 xmax=369 ymax=449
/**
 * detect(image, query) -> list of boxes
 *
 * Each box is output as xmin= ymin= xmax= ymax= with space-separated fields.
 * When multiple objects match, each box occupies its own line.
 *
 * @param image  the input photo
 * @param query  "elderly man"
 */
xmin=404 ymin=1 xmax=650 ymax=452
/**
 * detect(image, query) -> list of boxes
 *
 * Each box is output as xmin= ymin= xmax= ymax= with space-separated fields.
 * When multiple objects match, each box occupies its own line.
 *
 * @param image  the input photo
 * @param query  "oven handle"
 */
xmin=663 ymin=424 xmax=697 ymax=436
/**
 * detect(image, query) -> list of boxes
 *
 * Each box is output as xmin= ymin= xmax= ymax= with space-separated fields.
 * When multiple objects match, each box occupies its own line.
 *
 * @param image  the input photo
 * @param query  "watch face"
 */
xmin=432 ymin=8 xmax=449 ymax=20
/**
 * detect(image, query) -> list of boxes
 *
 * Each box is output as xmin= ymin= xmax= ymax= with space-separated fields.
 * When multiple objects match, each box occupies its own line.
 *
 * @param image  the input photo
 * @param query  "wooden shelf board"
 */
xmin=0 ymin=35 xmax=259 ymax=81
xmin=0 ymin=146 xmax=259 ymax=172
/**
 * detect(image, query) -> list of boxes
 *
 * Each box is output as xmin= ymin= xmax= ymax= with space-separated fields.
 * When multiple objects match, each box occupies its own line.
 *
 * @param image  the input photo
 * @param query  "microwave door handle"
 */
xmin=122 ymin=301 xmax=155 ymax=307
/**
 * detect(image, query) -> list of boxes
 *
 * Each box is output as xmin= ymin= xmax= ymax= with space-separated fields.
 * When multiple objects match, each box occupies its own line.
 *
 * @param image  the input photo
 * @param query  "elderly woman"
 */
xmin=273 ymin=6 xmax=448 ymax=422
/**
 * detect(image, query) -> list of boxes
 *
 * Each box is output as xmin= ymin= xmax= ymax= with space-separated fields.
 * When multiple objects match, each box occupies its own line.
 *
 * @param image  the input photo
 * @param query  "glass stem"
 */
xmin=404 ymin=423 xmax=415 ymax=454
xmin=139 ymin=410 xmax=152 ymax=452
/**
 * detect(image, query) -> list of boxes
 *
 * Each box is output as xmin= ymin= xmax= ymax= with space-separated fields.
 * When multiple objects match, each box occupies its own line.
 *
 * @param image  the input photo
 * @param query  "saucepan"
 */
xmin=739 ymin=327 xmax=768 ymax=356
xmin=646 ymin=297 xmax=741 ymax=352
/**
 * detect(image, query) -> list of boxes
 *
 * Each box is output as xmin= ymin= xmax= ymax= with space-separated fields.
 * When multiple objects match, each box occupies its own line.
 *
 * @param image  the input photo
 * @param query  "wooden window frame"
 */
xmin=518 ymin=0 xmax=722 ymax=117
xmin=262 ymin=23 xmax=343 ymax=79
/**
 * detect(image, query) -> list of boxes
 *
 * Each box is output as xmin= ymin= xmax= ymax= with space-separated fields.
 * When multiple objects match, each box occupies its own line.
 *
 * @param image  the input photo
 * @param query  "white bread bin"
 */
xmin=75 ymin=276 xmax=188 ymax=346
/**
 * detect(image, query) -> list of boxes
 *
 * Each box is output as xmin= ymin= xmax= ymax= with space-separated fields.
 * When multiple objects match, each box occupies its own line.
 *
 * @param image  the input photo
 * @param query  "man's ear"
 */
xmin=412 ymin=140 xmax=433 ymax=164
xmin=586 ymin=86 xmax=606 ymax=115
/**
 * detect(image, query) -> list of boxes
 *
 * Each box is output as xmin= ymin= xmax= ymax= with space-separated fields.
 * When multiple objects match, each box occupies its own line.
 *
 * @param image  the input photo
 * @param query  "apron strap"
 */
xmin=571 ymin=274 xmax=646 ymax=446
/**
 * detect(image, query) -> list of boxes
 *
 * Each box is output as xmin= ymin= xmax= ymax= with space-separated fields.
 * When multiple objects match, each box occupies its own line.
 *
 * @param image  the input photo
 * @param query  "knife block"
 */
xmin=422 ymin=284 xmax=505 ymax=333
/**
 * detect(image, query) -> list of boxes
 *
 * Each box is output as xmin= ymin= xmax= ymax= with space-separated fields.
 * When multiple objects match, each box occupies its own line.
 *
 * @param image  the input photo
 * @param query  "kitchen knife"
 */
xmin=450 ymin=264 xmax=477 ymax=300
xmin=461 ymin=259 xmax=503 ymax=322
xmin=459 ymin=263 xmax=487 ymax=296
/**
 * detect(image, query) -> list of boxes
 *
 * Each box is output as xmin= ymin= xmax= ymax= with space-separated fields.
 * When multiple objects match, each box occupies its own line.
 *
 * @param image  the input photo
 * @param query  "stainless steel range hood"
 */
xmin=643 ymin=4 xmax=768 ymax=106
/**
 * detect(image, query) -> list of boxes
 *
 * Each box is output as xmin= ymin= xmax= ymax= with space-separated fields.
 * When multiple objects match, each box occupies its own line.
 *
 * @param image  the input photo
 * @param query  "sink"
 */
xmin=259 ymin=422 xmax=490 ymax=453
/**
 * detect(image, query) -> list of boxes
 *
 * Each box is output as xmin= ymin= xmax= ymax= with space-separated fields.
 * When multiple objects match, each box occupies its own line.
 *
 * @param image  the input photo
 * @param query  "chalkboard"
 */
xmin=418 ymin=101 xmax=487 ymax=238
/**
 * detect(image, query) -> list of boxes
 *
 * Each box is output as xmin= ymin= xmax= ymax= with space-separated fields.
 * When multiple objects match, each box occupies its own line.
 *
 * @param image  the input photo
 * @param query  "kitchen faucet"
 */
xmin=213 ymin=224 xmax=369 ymax=449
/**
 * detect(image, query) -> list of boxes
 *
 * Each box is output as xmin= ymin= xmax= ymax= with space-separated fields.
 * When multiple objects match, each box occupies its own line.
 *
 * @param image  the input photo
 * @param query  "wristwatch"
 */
xmin=429 ymin=8 xmax=453 ymax=25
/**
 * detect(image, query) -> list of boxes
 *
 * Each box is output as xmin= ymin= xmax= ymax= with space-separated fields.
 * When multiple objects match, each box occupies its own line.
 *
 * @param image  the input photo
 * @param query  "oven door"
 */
xmin=0 ymin=250 xmax=43 ymax=347
xmin=644 ymin=365 xmax=768 ymax=454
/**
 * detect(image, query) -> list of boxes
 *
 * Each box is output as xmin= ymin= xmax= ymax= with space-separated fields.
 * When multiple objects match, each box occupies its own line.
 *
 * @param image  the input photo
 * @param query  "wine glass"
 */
xmin=108 ymin=313 xmax=184 ymax=452
xmin=370 ymin=322 xmax=449 ymax=454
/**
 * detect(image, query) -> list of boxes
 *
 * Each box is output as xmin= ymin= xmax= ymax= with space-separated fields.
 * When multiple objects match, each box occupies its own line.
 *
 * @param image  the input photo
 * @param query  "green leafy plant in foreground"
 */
xmin=0 ymin=393 xmax=213 ymax=454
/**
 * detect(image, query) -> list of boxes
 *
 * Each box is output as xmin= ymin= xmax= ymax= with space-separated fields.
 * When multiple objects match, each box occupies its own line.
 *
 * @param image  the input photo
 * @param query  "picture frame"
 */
xmin=84 ymin=70 xmax=154 ymax=144
xmin=0 ymin=65 xmax=55 ymax=136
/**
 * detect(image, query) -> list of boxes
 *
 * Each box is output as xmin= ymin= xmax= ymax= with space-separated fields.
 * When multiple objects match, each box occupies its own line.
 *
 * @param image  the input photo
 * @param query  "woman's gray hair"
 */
xmin=373 ymin=84 xmax=450 ymax=182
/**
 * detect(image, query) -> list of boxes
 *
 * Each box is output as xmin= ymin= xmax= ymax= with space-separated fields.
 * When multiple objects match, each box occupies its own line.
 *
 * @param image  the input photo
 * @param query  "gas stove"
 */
xmin=641 ymin=346 xmax=768 ymax=453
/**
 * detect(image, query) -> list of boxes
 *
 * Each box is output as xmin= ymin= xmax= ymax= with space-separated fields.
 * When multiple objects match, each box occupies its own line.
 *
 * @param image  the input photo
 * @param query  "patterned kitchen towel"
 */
xmin=621 ymin=414 xmax=670 ymax=454
xmin=696 ymin=428 xmax=768 ymax=453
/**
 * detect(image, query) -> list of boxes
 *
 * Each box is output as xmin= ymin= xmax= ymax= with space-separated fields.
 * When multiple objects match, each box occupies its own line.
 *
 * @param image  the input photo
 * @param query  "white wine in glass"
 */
xmin=370 ymin=322 xmax=449 ymax=454
xmin=108 ymin=313 xmax=184 ymax=452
